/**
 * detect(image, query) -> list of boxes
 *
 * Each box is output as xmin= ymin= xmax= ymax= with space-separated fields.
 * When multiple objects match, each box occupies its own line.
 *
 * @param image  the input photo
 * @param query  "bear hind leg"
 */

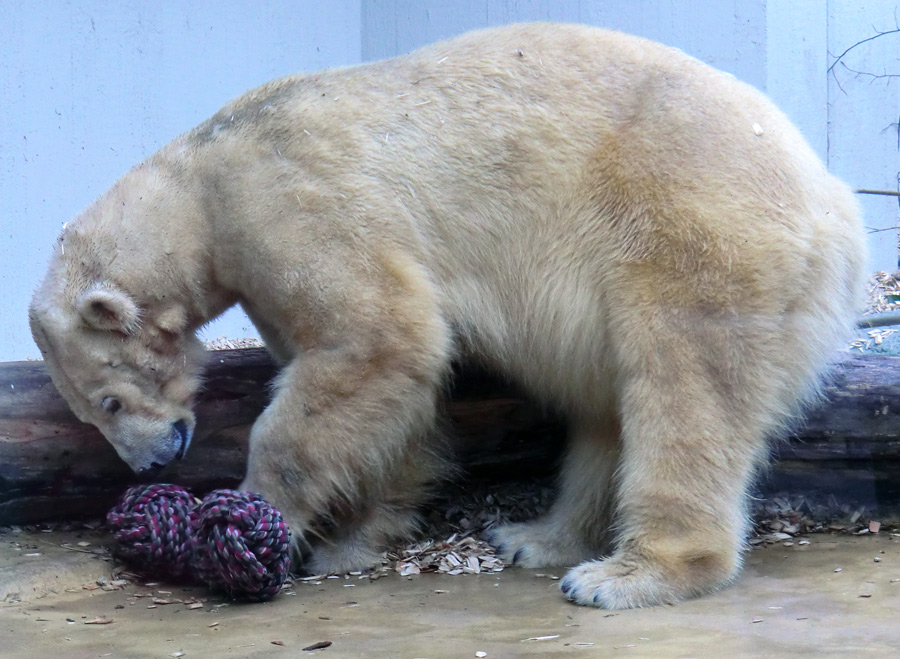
xmin=560 ymin=313 xmax=777 ymax=608
xmin=489 ymin=417 xmax=619 ymax=568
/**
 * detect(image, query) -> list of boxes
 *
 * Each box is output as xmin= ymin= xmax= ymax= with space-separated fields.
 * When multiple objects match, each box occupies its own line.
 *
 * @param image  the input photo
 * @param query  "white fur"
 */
xmin=30 ymin=23 xmax=865 ymax=608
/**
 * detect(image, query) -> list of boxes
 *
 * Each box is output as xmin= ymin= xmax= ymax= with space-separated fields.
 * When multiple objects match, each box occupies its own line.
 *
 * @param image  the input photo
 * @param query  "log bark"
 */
xmin=2 ymin=350 xmax=899 ymax=524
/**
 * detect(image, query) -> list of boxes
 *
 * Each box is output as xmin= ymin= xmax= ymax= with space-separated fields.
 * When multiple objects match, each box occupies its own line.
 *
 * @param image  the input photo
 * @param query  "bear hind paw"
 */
xmin=488 ymin=521 xmax=598 ymax=568
xmin=560 ymin=551 xmax=735 ymax=609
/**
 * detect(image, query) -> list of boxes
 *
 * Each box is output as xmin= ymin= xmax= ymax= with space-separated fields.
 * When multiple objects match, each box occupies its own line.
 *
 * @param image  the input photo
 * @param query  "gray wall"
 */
xmin=2 ymin=1 xmax=898 ymax=360
xmin=828 ymin=1 xmax=900 ymax=266
xmin=1 ymin=1 xmax=361 ymax=360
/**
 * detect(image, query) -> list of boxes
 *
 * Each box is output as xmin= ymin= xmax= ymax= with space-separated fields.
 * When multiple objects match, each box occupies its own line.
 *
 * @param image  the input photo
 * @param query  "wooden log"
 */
xmin=0 ymin=350 xmax=276 ymax=523
xmin=765 ymin=354 xmax=900 ymax=505
xmin=2 ymin=350 xmax=899 ymax=524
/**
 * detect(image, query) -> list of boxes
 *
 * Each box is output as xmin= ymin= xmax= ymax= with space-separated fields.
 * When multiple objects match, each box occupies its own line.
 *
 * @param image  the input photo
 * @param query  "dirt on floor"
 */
xmin=2 ymin=524 xmax=900 ymax=658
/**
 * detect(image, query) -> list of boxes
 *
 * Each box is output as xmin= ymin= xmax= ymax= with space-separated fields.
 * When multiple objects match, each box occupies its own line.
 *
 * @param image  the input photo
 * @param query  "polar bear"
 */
xmin=29 ymin=23 xmax=864 ymax=608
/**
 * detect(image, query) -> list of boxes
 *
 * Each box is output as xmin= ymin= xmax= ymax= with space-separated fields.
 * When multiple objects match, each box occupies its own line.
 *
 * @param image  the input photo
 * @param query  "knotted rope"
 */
xmin=107 ymin=484 xmax=291 ymax=602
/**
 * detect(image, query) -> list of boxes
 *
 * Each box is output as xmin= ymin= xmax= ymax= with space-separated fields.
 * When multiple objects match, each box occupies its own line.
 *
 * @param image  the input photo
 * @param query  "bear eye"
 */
xmin=101 ymin=396 xmax=122 ymax=415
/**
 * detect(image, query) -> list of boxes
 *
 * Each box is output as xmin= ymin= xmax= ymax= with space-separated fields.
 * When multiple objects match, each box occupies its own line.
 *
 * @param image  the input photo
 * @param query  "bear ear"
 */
xmin=77 ymin=285 xmax=141 ymax=334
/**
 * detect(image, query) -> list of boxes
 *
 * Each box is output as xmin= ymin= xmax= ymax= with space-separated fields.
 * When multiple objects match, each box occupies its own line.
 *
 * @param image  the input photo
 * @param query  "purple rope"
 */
xmin=195 ymin=489 xmax=292 ymax=602
xmin=106 ymin=484 xmax=291 ymax=602
xmin=106 ymin=484 xmax=198 ymax=579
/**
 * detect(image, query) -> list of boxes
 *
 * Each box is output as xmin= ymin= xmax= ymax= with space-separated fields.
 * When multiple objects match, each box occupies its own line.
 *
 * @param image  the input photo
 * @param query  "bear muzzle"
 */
xmin=132 ymin=419 xmax=193 ymax=478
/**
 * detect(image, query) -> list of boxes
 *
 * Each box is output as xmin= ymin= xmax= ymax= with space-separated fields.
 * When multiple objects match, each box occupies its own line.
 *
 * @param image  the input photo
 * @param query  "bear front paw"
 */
xmin=302 ymin=541 xmax=385 ymax=576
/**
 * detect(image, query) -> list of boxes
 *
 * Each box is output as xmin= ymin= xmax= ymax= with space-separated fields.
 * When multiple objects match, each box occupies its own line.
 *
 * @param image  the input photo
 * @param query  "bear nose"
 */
xmin=173 ymin=420 xmax=189 ymax=460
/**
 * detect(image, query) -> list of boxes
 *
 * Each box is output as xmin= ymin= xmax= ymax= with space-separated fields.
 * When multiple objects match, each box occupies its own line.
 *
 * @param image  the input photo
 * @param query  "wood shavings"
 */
xmin=851 ymin=328 xmax=898 ymax=352
xmin=203 ymin=336 xmax=265 ymax=350
xmin=84 ymin=616 xmax=114 ymax=625
xmin=302 ymin=640 xmax=333 ymax=651
xmin=390 ymin=534 xmax=505 ymax=576
xmin=88 ymin=577 xmax=127 ymax=592
xmin=750 ymin=492 xmax=896 ymax=543
xmin=865 ymin=271 xmax=900 ymax=314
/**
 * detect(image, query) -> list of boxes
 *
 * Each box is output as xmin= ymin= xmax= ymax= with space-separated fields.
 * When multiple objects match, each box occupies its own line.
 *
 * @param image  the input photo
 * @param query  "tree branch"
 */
xmin=828 ymin=22 xmax=900 ymax=74
xmin=827 ymin=21 xmax=900 ymax=93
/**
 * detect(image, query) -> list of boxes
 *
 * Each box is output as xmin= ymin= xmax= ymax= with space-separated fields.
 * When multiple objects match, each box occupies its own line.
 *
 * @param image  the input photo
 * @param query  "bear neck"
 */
xmin=63 ymin=155 xmax=239 ymax=333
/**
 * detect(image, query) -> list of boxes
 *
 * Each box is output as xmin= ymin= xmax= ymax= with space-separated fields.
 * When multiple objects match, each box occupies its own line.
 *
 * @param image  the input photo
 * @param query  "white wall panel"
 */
xmin=0 ymin=1 xmax=361 ymax=360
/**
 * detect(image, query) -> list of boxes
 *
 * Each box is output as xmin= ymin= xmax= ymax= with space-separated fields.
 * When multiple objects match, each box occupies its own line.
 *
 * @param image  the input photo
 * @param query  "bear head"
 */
xmin=29 ymin=250 xmax=207 ymax=478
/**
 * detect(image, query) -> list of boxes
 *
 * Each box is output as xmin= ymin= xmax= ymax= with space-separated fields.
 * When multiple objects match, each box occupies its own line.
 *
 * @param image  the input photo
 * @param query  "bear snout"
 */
xmin=127 ymin=419 xmax=193 ymax=477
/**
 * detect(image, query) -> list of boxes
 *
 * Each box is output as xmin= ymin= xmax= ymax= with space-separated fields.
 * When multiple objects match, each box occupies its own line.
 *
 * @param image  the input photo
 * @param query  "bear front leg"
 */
xmin=239 ymin=260 xmax=453 ymax=575
xmin=242 ymin=342 xmax=450 ymax=573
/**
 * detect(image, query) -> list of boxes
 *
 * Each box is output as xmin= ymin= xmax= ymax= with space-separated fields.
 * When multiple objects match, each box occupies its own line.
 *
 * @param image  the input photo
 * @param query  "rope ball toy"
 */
xmin=106 ymin=484 xmax=291 ymax=602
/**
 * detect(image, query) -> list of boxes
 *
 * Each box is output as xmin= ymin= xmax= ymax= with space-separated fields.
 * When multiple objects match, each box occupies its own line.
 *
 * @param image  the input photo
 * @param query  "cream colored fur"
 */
xmin=29 ymin=23 xmax=865 ymax=609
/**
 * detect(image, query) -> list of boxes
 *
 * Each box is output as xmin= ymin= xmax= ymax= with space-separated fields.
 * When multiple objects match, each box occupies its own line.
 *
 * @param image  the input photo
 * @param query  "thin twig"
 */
xmin=828 ymin=26 xmax=900 ymax=74
xmin=827 ymin=18 xmax=900 ymax=94
xmin=856 ymin=189 xmax=900 ymax=197
xmin=58 ymin=543 xmax=101 ymax=555
xmin=836 ymin=62 xmax=900 ymax=84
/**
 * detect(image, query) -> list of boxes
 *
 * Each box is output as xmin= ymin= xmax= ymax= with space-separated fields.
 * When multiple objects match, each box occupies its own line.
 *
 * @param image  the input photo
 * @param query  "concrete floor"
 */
xmin=2 ymin=529 xmax=900 ymax=658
